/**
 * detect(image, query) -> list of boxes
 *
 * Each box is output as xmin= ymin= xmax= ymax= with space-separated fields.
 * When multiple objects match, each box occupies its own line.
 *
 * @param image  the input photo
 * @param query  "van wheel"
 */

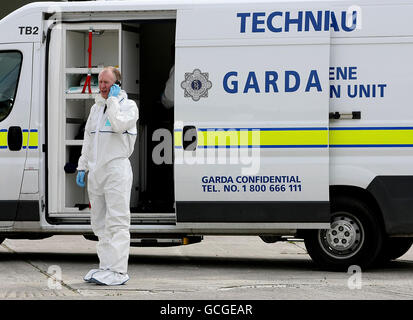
xmin=304 ymin=195 xmax=384 ymax=271
xmin=378 ymin=237 xmax=413 ymax=263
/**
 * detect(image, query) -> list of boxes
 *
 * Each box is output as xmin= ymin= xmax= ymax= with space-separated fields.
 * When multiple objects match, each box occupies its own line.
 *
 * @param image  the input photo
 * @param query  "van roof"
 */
xmin=4 ymin=0 xmax=412 ymax=18
xmin=1 ymin=0 xmax=411 ymax=44
xmin=2 ymin=0 xmax=409 ymax=25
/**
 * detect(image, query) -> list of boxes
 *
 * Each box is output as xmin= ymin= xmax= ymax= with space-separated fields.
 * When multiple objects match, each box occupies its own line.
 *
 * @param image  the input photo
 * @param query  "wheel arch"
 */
xmin=329 ymin=185 xmax=387 ymax=235
xmin=301 ymin=186 xmax=387 ymax=270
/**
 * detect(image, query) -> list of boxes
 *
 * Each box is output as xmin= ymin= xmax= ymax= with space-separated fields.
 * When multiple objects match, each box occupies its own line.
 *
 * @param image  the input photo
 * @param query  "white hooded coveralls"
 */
xmin=78 ymin=90 xmax=139 ymax=275
xmin=161 ymin=65 xmax=174 ymax=109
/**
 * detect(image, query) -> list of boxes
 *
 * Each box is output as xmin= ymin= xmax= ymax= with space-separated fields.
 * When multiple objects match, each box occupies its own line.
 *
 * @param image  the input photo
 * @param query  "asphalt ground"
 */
xmin=0 ymin=235 xmax=412 ymax=300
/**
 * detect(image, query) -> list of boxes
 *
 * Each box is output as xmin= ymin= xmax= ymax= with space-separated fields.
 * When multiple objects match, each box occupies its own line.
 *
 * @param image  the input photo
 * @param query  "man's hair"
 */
xmin=99 ymin=66 xmax=121 ymax=82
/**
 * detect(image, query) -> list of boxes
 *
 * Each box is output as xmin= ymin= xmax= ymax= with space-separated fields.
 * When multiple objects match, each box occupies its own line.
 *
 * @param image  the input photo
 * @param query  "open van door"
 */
xmin=174 ymin=5 xmax=331 ymax=227
xmin=0 ymin=43 xmax=33 ymax=222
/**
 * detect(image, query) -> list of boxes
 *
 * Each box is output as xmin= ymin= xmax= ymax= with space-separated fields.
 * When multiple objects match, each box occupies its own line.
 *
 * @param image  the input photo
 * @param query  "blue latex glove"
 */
xmin=108 ymin=84 xmax=121 ymax=98
xmin=76 ymin=170 xmax=85 ymax=187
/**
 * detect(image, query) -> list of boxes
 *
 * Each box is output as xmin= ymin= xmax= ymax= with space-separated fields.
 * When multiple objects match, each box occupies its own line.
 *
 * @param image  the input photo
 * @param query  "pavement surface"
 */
xmin=0 ymin=235 xmax=413 ymax=300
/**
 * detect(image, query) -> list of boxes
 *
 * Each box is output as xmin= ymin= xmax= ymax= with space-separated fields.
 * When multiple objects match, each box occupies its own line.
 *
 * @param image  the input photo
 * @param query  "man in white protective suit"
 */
xmin=76 ymin=67 xmax=139 ymax=286
xmin=161 ymin=65 xmax=174 ymax=109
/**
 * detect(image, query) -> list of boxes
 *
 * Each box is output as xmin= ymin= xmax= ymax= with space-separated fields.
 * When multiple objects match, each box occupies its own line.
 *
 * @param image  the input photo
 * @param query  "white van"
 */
xmin=0 ymin=0 xmax=412 ymax=270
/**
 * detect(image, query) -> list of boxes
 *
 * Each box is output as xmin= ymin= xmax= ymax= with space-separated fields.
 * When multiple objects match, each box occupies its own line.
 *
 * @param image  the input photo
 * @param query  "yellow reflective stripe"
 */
xmin=174 ymin=131 xmax=183 ymax=147
xmin=0 ymin=130 xmax=7 ymax=148
xmin=174 ymin=127 xmax=413 ymax=148
xmin=330 ymin=128 xmax=413 ymax=146
xmin=0 ymin=129 xmax=39 ymax=149
xmin=22 ymin=130 xmax=29 ymax=148
xmin=28 ymin=130 xmax=39 ymax=148
xmin=197 ymin=130 xmax=328 ymax=147
xmin=175 ymin=128 xmax=328 ymax=148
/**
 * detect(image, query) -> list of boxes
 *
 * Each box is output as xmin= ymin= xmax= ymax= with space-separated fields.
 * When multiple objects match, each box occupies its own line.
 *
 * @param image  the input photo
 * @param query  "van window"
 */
xmin=0 ymin=51 xmax=22 ymax=122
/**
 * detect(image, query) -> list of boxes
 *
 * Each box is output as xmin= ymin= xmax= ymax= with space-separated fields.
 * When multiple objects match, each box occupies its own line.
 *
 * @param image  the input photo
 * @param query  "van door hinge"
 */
xmin=41 ymin=199 xmax=45 ymax=212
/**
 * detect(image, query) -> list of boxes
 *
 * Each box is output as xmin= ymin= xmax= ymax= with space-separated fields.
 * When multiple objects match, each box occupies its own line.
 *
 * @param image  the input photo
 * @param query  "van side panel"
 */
xmin=175 ymin=5 xmax=331 ymax=226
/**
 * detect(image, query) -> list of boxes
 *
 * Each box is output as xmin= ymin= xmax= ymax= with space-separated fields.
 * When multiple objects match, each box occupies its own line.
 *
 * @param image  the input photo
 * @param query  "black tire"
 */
xmin=304 ymin=195 xmax=385 ymax=271
xmin=377 ymin=237 xmax=413 ymax=263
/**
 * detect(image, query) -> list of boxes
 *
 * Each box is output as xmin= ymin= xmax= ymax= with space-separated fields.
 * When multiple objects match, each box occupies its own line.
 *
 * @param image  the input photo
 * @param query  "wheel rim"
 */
xmin=318 ymin=212 xmax=365 ymax=260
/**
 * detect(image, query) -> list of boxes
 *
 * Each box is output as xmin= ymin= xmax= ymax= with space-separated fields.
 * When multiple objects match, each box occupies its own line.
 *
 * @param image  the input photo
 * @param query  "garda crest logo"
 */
xmin=181 ymin=69 xmax=212 ymax=101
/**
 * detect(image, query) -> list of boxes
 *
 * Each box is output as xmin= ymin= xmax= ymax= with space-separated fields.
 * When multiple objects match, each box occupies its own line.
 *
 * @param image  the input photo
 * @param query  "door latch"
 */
xmin=7 ymin=126 xmax=23 ymax=151
xmin=329 ymin=111 xmax=361 ymax=120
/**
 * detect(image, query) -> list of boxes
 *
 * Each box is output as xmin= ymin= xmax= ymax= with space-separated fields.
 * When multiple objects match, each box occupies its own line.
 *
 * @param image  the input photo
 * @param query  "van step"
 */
xmin=83 ymin=235 xmax=203 ymax=247
xmin=48 ymin=213 xmax=176 ymax=224
xmin=131 ymin=213 xmax=175 ymax=224
xmin=130 ymin=236 xmax=203 ymax=247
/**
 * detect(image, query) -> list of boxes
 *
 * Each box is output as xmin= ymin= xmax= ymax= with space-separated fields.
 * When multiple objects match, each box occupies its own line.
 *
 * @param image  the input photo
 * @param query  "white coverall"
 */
xmin=78 ymin=90 xmax=139 ymax=278
xmin=161 ymin=65 xmax=174 ymax=109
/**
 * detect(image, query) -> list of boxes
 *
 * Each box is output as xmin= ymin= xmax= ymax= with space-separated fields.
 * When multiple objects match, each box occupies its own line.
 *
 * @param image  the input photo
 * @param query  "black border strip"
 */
xmin=176 ymin=201 xmax=330 ymax=223
xmin=0 ymin=200 xmax=39 ymax=221
xmin=44 ymin=22 xmax=54 ymax=225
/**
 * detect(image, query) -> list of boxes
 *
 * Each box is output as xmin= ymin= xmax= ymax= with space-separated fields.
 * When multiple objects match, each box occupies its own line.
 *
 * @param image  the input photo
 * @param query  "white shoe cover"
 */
xmin=83 ymin=269 xmax=103 ymax=282
xmin=90 ymin=270 xmax=129 ymax=286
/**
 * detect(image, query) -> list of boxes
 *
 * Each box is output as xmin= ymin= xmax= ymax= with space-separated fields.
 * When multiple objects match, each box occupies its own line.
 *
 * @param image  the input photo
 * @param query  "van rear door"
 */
xmin=174 ymin=5 xmax=331 ymax=227
xmin=0 ymin=43 xmax=33 ymax=222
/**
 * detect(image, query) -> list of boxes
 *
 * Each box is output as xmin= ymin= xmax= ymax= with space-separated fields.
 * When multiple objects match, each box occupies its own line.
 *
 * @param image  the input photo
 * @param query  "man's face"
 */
xmin=99 ymin=71 xmax=115 ymax=99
